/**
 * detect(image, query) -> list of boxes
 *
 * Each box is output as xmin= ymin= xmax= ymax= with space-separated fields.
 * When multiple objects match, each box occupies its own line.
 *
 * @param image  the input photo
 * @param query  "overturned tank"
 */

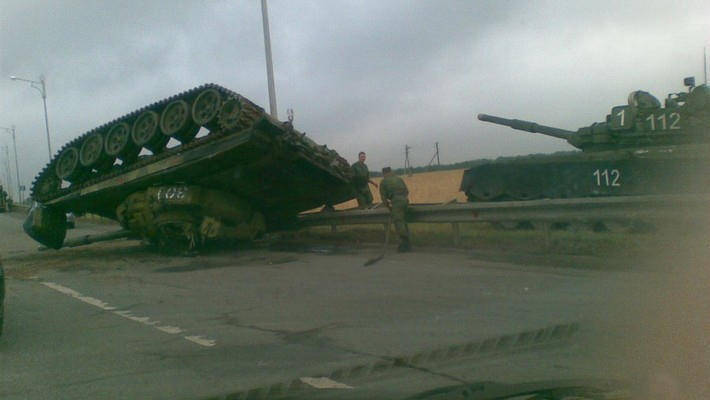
xmin=462 ymin=77 xmax=710 ymax=202
xmin=25 ymin=84 xmax=355 ymax=251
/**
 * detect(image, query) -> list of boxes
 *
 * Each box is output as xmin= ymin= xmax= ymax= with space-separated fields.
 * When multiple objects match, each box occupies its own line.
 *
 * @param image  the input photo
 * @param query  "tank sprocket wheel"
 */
xmin=217 ymin=97 xmax=243 ymax=130
xmin=105 ymin=122 xmax=131 ymax=157
xmin=191 ymin=88 xmax=222 ymax=126
xmin=79 ymin=133 xmax=106 ymax=168
xmin=55 ymin=147 xmax=81 ymax=182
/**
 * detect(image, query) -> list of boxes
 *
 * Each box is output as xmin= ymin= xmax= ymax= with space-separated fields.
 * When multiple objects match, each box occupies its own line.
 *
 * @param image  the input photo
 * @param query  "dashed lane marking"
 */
xmin=299 ymin=377 xmax=354 ymax=389
xmin=184 ymin=335 xmax=217 ymax=347
xmin=41 ymin=281 xmax=216 ymax=347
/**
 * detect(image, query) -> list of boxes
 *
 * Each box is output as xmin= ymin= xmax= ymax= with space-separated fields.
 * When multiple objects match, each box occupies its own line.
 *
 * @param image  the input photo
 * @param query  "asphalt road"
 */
xmin=0 ymin=212 xmax=706 ymax=399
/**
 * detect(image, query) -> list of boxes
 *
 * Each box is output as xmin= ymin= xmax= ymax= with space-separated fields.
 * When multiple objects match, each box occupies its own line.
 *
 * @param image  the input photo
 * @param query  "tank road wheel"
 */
xmin=217 ymin=97 xmax=243 ymax=131
xmin=105 ymin=122 xmax=139 ymax=163
xmin=160 ymin=100 xmax=199 ymax=144
xmin=467 ymin=180 xmax=504 ymax=201
xmin=191 ymin=88 xmax=222 ymax=130
xmin=79 ymin=133 xmax=114 ymax=172
xmin=509 ymin=183 xmax=541 ymax=201
xmin=55 ymin=147 xmax=83 ymax=183
xmin=132 ymin=110 xmax=168 ymax=154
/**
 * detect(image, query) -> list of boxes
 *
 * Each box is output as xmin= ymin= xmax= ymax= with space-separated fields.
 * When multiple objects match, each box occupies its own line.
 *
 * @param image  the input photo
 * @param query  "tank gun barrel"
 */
xmin=477 ymin=113 xmax=574 ymax=140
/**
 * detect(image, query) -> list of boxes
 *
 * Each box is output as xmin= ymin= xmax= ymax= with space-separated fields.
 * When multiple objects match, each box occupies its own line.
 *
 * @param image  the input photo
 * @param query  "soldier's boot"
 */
xmin=397 ymin=237 xmax=411 ymax=253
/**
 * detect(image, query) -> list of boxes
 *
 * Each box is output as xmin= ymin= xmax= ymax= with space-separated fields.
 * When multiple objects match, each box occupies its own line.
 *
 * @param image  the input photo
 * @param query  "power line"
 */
xmin=404 ymin=144 xmax=413 ymax=176
xmin=427 ymin=142 xmax=441 ymax=167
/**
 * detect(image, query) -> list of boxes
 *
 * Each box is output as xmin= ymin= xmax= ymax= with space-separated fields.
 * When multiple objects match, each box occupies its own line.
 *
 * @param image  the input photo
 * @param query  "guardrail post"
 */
xmin=452 ymin=222 xmax=461 ymax=247
xmin=330 ymin=223 xmax=337 ymax=233
xmin=542 ymin=222 xmax=550 ymax=249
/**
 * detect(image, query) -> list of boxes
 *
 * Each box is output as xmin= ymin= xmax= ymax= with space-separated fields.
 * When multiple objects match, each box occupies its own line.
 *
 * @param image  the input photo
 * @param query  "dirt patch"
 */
xmin=153 ymin=254 xmax=299 ymax=273
xmin=3 ymin=240 xmax=162 ymax=279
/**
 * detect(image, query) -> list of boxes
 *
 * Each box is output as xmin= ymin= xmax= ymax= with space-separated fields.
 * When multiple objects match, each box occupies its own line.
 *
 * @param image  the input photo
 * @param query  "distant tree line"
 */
xmin=370 ymin=150 xmax=579 ymax=177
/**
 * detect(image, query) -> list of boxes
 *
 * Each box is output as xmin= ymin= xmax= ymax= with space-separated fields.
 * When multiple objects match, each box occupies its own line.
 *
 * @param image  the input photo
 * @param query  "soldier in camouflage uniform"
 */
xmin=351 ymin=151 xmax=376 ymax=209
xmin=379 ymin=166 xmax=411 ymax=252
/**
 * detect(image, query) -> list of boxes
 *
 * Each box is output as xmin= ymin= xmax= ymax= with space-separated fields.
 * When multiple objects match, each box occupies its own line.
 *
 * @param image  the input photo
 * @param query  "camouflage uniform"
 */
xmin=379 ymin=173 xmax=411 ymax=252
xmin=351 ymin=161 xmax=373 ymax=209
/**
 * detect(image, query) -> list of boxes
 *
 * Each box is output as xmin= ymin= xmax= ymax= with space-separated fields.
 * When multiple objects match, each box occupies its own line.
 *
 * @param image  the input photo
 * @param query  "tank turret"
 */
xmin=479 ymin=78 xmax=710 ymax=152
xmin=462 ymin=77 xmax=710 ymax=202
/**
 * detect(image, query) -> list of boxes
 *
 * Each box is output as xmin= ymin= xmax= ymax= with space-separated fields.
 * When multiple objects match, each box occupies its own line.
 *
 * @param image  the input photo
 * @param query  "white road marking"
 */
xmin=156 ymin=325 xmax=184 ymax=334
xmin=41 ymin=281 xmax=215 ymax=347
xmin=299 ymin=377 xmax=354 ymax=389
xmin=184 ymin=335 xmax=216 ymax=347
xmin=41 ymin=281 xmax=116 ymax=310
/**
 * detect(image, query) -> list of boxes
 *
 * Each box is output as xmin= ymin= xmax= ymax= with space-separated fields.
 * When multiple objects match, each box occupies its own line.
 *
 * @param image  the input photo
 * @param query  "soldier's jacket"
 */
xmin=351 ymin=161 xmax=370 ymax=187
xmin=379 ymin=175 xmax=409 ymax=202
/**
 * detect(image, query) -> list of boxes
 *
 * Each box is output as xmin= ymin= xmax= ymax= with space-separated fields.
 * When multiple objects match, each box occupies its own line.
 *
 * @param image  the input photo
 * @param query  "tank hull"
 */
xmin=26 ymin=85 xmax=355 ymax=250
xmin=461 ymin=145 xmax=710 ymax=201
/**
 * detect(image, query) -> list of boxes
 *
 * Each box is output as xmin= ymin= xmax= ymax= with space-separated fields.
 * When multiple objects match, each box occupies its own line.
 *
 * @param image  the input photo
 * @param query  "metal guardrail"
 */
xmin=299 ymin=194 xmax=710 ymax=229
xmin=10 ymin=203 xmax=30 ymax=213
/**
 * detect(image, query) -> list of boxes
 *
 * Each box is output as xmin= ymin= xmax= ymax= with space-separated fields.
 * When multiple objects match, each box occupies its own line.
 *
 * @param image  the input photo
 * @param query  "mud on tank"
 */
xmin=24 ymin=85 xmax=355 ymax=252
xmin=462 ymin=77 xmax=710 ymax=202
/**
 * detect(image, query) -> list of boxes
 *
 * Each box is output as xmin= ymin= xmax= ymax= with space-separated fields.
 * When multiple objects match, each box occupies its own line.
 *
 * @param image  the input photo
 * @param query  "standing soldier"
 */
xmin=379 ymin=166 xmax=411 ymax=252
xmin=351 ymin=151 xmax=376 ymax=209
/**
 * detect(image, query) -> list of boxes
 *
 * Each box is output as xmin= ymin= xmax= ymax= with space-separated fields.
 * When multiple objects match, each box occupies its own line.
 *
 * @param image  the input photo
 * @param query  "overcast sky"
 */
xmin=0 ymin=0 xmax=708 ymax=201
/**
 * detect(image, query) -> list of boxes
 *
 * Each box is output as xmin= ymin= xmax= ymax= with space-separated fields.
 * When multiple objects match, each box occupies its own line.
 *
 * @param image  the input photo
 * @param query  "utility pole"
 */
xmin=705 ymin=46 xmax=708 ymax=85
xmin=10 ymin=75 xmax=52 ymax=160
xmin=404 ymin=144 xmax=412 ymax=176
xmin=436 ymin=142 xmax=440 ymax=166
xmin=427 ymin=142 xmax=441 ymax=168
xmin=0 ymin=125 xmax=21 ymax=203
xmin=2 ymin=145 xmax=11 ymax=198
xmin=261 ymin=0 xmax=278 ymax=119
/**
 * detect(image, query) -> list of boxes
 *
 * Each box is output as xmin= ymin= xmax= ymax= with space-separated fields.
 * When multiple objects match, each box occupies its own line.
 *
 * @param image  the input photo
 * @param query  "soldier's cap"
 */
xmin=382 ymin=166 xmax=392 ymax=174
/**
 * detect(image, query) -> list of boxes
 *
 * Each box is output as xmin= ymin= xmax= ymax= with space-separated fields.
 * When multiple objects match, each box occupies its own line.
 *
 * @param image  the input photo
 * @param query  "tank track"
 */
xmin=31 ymin=84 xmax=350 ymax=204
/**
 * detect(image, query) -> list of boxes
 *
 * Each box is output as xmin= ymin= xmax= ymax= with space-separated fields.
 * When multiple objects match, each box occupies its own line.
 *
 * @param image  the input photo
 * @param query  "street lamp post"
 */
xmin=0 ymin=125 xmax=22 ymax=204
xmin=10 ymin=75 xmax=52 ymax=161
xmin=260 ymin=0 xmax=278 ymax=119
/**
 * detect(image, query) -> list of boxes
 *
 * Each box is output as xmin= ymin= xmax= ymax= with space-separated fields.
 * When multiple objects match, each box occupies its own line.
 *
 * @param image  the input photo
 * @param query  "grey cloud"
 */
xmin=0 ymin=0 xmax=709 ymax=201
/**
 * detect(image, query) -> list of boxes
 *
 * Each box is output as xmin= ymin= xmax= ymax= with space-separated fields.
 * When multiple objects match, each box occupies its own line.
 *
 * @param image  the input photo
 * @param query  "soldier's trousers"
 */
xmin=355 ymin=186 xmax=373 ymax=209
xmin=390 ymin=197 xmax=410 ymax=242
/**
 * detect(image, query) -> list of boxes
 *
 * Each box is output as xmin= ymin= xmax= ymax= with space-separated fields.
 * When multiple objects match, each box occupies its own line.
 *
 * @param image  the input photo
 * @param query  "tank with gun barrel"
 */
xmin=462 ymin=77 xmax=710 ymax=202
xmin=24 ymin=84 xmax=355 ymax=252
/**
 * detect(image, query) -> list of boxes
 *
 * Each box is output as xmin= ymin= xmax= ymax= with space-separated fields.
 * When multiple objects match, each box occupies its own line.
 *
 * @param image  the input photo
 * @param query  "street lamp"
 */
xmin=260 ymin=0 xmax=278 ymax=119
xmin=10 ymin=74 xmax=52 ymax=161
xmin=0 ymin=125 xmax=22 ymax=204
